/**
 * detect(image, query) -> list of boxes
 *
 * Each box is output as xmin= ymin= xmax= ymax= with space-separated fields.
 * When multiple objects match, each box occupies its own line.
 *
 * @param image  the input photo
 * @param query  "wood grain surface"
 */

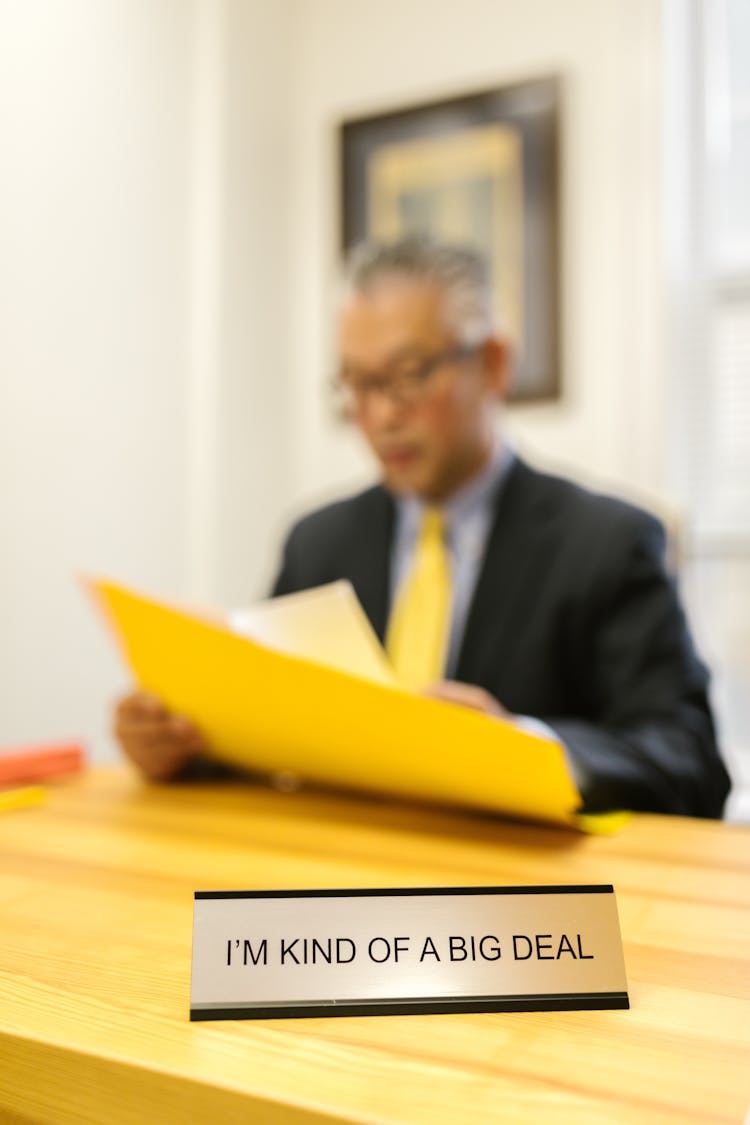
xmin=0 ymin=767 xmax=748 ymax=1124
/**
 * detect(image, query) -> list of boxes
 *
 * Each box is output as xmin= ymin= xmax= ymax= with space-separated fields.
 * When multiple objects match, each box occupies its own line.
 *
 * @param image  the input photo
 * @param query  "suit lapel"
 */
xmin=455 ymin=458 xmax=550 ymax=687
xmin=346 ymin=486 xmax=394 ymax=643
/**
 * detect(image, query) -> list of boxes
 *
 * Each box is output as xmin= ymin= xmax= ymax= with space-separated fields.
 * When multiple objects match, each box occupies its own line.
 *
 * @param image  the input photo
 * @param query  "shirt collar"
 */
xmin=393 ymin=436 xmax=514 ymax=539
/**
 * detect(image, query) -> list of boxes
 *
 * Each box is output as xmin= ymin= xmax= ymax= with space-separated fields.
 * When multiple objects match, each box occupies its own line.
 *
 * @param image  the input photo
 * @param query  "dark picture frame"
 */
xmin=340 ymin=77 xmax=561 ymax=402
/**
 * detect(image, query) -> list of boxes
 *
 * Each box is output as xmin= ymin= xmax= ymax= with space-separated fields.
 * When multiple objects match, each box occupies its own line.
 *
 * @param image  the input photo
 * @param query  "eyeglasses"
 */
xmin=334 ymin=343 xmax=480 ymax=416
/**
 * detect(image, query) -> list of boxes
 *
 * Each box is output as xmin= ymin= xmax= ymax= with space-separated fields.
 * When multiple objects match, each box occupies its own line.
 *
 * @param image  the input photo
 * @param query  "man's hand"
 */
xmin=113 ymin=691 xmax=206 ymax=782
xmin=424 ymin=680 xmax=511 ymax=719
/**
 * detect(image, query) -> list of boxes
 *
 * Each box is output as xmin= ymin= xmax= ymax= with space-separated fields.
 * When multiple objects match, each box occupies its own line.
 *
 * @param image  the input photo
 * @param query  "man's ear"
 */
xmin=481 ymin=336 xmax=512 ymax=402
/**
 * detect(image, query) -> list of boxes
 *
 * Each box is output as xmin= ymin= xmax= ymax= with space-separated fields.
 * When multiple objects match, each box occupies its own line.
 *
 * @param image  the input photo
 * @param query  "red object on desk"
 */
xmin=0 ymin=742 xmax=86 ymax=785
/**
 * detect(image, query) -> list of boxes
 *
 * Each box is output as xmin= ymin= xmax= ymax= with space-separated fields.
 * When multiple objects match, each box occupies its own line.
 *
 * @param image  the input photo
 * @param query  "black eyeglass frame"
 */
xmin=332 ymin=342 xmax=483 ymax=416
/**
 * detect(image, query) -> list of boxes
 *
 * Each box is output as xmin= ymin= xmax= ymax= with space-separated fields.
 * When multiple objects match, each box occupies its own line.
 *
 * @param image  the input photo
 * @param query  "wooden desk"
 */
xmin=1 ymin=768 xmax=748 ymax=1124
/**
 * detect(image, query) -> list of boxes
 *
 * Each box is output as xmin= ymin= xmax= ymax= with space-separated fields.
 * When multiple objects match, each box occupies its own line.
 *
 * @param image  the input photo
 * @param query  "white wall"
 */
xmin=0 ymin=0 xmax=293 ymax=760
xmin=285 ymin=0 xmax=667 ymax=516
xmin=0 ymin=0 xmax=193 ymax=757
xmin=201 ymin=0 xmax=297 ymax=607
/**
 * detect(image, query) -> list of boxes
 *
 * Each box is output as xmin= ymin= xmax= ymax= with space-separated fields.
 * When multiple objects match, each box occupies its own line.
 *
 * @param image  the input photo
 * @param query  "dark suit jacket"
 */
xmin=272 ymin=457 xmax=730 ymax=818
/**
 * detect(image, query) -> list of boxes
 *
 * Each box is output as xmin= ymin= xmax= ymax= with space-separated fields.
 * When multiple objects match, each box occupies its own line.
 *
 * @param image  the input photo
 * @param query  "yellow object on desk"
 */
xmin=0 ymin=784 xmax=46 ymax=812
xmin=87 ymin=576 xmax=598 ymax=830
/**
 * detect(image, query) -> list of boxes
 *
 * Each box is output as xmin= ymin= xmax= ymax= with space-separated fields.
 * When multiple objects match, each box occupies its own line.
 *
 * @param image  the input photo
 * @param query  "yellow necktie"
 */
xmin=386 ymin=507 xmax=451 ymax=692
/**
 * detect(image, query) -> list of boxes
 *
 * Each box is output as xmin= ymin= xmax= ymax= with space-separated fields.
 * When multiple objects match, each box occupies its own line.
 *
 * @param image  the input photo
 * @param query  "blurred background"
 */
xmin=1 ymin=0 xmax=748 ymax=816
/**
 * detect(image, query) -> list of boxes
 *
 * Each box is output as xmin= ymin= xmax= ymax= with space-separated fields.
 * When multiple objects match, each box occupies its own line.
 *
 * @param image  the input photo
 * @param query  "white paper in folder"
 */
xmin=228 ymin=580 xmax=398 ymax=688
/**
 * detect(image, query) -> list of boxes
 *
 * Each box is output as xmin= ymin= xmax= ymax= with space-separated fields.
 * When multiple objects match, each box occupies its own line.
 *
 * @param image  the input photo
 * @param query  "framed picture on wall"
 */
xmin=339 ymin=77 xmax=561 ymax=402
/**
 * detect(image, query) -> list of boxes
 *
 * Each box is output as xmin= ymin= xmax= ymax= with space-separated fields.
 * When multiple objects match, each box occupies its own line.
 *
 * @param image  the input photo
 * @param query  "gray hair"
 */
xmin=342 ymin=236 xmax=496 ymax=345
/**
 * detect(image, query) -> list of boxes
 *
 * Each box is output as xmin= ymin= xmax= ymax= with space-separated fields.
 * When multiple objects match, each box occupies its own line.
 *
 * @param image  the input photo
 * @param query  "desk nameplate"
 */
xmin=190 ymin=885 xmax=629 ymax=1020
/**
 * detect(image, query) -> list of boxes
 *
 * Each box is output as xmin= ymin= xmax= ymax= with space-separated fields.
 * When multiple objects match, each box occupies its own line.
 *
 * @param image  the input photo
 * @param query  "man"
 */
xmin=115 ymin=238 xmax=730 ymax=817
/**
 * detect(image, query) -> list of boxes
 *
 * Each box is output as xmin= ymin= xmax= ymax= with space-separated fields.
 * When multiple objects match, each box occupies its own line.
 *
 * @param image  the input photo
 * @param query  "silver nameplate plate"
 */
xmin=190 ymin=885 xmax=629 ymax=1020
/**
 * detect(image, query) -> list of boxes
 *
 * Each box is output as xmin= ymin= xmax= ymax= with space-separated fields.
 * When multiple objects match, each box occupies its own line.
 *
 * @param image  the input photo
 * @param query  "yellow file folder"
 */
xmin=88 ymin=577 xmax=626 ymax=832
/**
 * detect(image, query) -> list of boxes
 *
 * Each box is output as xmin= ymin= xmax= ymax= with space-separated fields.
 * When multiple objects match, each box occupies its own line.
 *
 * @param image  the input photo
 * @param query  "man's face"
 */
xmin=338 ymin=278 xmax=508 ymax=500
